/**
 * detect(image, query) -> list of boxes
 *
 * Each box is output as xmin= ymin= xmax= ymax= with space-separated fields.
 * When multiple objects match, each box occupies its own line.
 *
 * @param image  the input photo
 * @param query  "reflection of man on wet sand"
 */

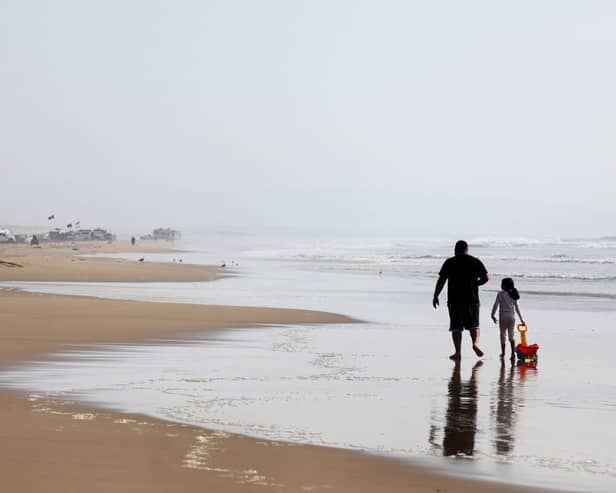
xmin=433 ymin=240 xmax=489 ymax=360
xmin=443 ymin=361 xmax=482 ymax=456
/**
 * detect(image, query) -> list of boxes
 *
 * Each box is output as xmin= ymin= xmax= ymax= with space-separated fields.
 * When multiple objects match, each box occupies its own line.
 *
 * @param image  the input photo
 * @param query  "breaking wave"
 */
xmin=524 ymin=290 xmax=616 ymax=300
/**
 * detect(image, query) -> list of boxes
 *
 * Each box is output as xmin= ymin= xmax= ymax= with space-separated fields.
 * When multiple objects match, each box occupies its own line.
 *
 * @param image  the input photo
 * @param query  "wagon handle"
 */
xmin=517 ymin=322 xmax=529 ymax=346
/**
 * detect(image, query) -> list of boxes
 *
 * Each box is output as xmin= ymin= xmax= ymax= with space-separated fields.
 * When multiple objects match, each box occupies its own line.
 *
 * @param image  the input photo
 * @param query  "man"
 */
xmin=433 ymin=240 xmax=489 ymax=360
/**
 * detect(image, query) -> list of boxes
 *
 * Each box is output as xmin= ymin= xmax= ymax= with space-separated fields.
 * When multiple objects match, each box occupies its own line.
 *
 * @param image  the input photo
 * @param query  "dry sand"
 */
xmin=0 ymin=251 xmax=550 ymax=492
xmin=0 ymin=239 xmax=180 ymax=256
xmin=0 ymin=241 xmax=220 ymax=282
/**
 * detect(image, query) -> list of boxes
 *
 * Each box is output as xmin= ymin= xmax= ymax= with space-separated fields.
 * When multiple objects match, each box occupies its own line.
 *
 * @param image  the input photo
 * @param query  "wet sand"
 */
xmin=0 ymin=252 xmax=550 ymax=492
xmin=0 ymin=386 xmax=546 ymax=493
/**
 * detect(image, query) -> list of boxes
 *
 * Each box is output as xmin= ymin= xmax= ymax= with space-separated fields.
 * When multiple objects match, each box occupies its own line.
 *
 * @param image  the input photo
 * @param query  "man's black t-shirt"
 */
xmin=439 ymin=254 xmax=487 ymax=304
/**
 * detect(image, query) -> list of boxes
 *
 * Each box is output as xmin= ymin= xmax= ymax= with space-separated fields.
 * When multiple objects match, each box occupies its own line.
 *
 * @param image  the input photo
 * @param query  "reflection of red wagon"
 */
xmin=516 ymin=323 xmax=539 ymax=362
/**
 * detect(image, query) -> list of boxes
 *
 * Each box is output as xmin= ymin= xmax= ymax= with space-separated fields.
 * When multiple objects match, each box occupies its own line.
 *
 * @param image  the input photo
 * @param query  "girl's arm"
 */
xmin=514 ymin=300 xmax=524 ymax=324
xmin=491 ymin=293 xmax=499 ymax=320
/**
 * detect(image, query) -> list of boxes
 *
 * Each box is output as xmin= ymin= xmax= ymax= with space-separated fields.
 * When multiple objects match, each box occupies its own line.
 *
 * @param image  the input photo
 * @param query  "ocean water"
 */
xmin=2 ymin=234 xmax=616 ymax=492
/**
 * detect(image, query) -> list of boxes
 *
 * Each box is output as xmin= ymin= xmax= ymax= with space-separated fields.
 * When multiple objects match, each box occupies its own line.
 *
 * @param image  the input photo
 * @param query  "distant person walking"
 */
xmin=433 ymin=240 xmax=489 ymax=360
xmin=131 ymin=236 xmax=136 ymax=246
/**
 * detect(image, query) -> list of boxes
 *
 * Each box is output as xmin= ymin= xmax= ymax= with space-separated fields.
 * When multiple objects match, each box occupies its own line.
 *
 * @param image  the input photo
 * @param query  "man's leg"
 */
xmin=450 ymin=330 xmax=462 ymax=360
xmin=469 ymin=328 xmax=484 ymax=357
xmin=468 ymin=303 xmax=484 ymax=357
xmin=448 ymin=303 xmax=463 ymax=360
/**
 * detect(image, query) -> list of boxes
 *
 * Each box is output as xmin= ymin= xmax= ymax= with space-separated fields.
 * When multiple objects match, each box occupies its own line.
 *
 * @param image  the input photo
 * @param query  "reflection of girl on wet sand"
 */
xmin=493 ymin=362 xmax=517 ymax=456
xmin=491 ymin=361 xmax=537 ymax=457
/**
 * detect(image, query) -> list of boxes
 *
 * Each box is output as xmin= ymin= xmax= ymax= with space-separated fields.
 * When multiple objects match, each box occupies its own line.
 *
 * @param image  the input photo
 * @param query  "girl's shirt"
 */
xmin=491 ymin=291 xmax=523 ymax=320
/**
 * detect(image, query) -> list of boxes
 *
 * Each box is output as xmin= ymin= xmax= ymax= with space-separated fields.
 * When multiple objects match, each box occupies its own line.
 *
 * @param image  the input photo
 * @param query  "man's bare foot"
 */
xmin=510 ymin=355 xmax=516 ymax=362
xmin=472 ymin=345 xmax=484 ymax=357
xmin=449 ymin=353 xmax=461 ymax=361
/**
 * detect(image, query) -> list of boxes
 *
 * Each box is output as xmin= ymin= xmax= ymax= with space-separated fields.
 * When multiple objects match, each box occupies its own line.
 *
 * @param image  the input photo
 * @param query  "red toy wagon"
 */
xmin=516 ymin=323 xmax=539 ymax=362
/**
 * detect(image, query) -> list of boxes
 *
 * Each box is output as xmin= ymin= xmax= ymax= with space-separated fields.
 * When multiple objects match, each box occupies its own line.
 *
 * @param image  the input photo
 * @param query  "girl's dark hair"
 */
xmin=501 ymin=277 xmax=520 ymax=300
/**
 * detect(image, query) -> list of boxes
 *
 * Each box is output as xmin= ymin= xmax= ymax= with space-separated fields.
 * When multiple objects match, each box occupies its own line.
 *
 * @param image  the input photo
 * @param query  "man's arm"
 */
xmin=477 ymin=272 xmax=489 ymax=286
xmin=475 ymin=258 xmax=489 ymax=287
xmin=433 ymin=275 xmax=446 ymax=309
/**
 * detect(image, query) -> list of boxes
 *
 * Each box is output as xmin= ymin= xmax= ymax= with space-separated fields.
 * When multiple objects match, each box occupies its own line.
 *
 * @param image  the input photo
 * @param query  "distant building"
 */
xmin=92 ymin=228 xmax=114 ymax=241
xmin=73 ymin=229 xmax=92 ymax=241
xmin=47 ymin=228 xmax=115 ymax=243
xmin=140 ymin=228 xmax=181 ymax=241
xmin=48 ymin=229 xmax=71 ymax=242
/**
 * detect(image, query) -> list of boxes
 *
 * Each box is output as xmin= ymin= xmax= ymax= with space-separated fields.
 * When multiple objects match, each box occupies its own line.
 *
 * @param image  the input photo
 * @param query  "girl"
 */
xmin=491 ymin=278 xmax=525 ymax=361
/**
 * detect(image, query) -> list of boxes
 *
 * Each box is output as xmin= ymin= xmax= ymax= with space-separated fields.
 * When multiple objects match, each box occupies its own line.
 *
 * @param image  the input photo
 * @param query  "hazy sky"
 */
xmin=1 ymin=1 xmax=615 ymax=237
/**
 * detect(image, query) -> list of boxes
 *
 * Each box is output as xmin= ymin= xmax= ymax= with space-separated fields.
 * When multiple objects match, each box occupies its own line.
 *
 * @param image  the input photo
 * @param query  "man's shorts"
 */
xmin=447 ymin=302 xmax=480 ymax=332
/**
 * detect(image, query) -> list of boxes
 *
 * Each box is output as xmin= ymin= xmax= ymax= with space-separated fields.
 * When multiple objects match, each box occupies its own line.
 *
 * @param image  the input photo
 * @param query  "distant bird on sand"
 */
xmin=138 ymin=257 xmax=144 ymax=262
xmin=221 ymin=262 xmax=226 ymax=268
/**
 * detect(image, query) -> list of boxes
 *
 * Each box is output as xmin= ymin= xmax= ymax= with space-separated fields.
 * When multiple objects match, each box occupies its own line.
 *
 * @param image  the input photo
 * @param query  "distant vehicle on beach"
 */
xmin=0 ymin=229 xmax=16 ymax=243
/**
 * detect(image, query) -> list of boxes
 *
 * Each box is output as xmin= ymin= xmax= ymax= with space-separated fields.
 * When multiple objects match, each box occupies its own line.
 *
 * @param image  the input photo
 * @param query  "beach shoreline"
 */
xmin=0 ymin=248 xmax=555 ymax=493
